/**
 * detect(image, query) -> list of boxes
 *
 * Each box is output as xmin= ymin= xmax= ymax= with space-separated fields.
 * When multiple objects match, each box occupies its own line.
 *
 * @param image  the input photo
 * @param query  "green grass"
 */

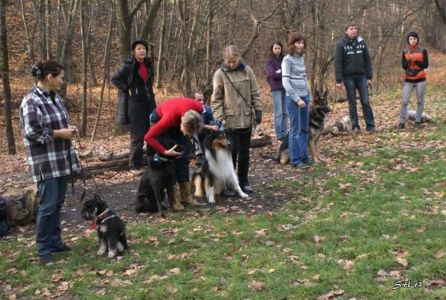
xmin=1 ymin=95 xmax=446 ymax=299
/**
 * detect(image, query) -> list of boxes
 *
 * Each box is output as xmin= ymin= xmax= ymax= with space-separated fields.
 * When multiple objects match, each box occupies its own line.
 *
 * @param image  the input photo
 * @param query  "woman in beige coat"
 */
xmin=211 ymin=45 xmax=262 ymax=193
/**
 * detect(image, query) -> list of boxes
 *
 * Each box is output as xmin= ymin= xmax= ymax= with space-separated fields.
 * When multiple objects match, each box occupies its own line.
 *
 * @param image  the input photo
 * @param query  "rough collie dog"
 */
xmin=81 ymin=194 xmax=128 ymax=258
xmin=192 ymin=129 xmax=248 ymax=203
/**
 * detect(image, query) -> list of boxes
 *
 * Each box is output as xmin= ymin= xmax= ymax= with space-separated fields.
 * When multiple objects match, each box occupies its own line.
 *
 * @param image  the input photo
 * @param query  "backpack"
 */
xmin=3 ymin=185 xmax=39 ymax=226
xmin=0 ymin=196 xmax=8 ymax=237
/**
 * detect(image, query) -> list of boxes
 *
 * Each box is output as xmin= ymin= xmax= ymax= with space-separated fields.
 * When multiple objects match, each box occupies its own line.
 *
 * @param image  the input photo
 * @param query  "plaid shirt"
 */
xmin=19 ymin=85 xmax=80 ymax=182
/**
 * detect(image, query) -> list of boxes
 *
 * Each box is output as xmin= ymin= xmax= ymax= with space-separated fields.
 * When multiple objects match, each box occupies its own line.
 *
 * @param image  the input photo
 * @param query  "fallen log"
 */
xmin=75 ymin=135 xmax=272 ymax=178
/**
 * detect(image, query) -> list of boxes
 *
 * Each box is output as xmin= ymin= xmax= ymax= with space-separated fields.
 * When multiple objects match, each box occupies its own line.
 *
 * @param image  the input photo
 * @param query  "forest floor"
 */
xmin=0 ymin=51 xmax=445 ymax=299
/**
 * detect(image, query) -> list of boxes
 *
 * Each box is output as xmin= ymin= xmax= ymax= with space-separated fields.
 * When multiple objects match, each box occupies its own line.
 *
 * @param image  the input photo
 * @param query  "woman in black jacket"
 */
xmin=112 ymin=40 xmax=156 ymax=173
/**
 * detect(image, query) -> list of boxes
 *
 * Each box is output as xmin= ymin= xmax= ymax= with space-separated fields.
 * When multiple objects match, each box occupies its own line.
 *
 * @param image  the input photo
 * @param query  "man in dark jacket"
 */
xmin=112 ymin=40 xmax=156 ymax=173
xmin=334 ymin=22 xmax=376 ymax=133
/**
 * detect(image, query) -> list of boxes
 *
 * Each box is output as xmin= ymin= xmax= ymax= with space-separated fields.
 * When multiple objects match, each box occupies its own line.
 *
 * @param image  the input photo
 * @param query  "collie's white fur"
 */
xmin=195 ymin=147 xmax=248 ymax=203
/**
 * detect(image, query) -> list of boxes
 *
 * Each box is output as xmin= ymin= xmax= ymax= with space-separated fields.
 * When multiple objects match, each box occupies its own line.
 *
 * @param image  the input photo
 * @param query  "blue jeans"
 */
xmin=271 ymin=89 xmax=288 ymax=140
xmin=286 ymin=95 xmax=310 ymax=166
xmin=343 ymin=75 xmax=375 ymax=130
xmin=36 ymin=176 xmax=68 ymax=256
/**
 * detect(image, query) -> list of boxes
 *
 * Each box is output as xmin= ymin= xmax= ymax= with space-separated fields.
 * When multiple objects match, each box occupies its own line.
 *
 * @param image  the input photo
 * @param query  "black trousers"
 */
xmin=226 ymin=128 xmax=252 ymax=187
xmin=128 ymin=99 xmax=152 ymax=169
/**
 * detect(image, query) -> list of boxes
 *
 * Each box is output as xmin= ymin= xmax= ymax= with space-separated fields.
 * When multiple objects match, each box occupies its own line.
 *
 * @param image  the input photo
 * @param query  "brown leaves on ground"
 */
xmin=317 ymin=289 xmax=344 ymax=300
xmin=248 ymin=280 xmax=266 ymax=291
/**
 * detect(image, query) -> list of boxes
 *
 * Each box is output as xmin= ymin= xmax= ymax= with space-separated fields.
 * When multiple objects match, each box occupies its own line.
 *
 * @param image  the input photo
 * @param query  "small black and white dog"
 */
xmin=135 ymin=140 xmax=181 ymax=217
xmin=192 ymin=129 xmax=248 ymax=203
xmin=81 ymin=194 xmax=128 ymax=258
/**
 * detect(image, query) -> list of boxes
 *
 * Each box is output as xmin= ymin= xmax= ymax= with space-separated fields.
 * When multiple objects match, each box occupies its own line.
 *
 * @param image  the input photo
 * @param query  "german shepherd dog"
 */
xmin=81 ymin=194 xmax=128 ymax=258
xmin=135 ymin=140 xmax=181 ymax=217
xmin=275 ymin=91 xmax=331 ymax=164
xmin=192 ymin=129 xmax=248 ymax=204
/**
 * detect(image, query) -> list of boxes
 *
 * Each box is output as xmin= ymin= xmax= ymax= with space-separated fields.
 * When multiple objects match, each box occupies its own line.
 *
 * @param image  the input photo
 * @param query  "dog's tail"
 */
xmin=192 ymin=172 xmax=205 ymax=198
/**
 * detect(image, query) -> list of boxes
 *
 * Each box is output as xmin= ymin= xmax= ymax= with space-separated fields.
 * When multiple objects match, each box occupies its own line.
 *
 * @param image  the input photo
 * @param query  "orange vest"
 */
xmin=403 ymin=47 xmax=426 ymax=81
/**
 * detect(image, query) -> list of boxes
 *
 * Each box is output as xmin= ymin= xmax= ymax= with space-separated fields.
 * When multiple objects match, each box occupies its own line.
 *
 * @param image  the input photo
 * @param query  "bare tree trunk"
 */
xmin=59 ymin=0 xmax=79 ymax=100
xmin=20 ymin=0 xmax=35 ymax=63
xmin=0 ymin=0 xmax=16 ymax=154
xmin=141 ymin=0 xmax=162 ymax=58
xmin=155 ymin=0 xmax=166 ymax=88
xmin=80 ymin=0 xmax=88 ymax=137
xmin=205 ymin=0 xmax=213 ymax=88
xmin=433 ymin=0 xmax=446 ymax=24
xmin=39 ymin=0 xmax=47 ymax=59
xmin=45 ymin=0 xmax=52 ymax=59
xmin=92 ymin=1 xmax=114 ymax=141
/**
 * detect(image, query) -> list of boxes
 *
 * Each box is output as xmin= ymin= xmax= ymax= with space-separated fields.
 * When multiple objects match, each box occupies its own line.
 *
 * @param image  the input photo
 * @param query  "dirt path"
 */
xmin=59 ymin=146 xmax=300 ymax=230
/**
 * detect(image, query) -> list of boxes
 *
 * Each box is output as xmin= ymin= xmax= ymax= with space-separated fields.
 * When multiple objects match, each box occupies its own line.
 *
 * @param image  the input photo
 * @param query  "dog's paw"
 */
xmin=239 ymin=192 xmax=249 ymax=198
xmin=108 ymin=250 xmax=117 ymax=258
xmin=208 ymin=197 xmax=215 ymax=204
xmin=97 ymin=248 xmax=106 ymax=256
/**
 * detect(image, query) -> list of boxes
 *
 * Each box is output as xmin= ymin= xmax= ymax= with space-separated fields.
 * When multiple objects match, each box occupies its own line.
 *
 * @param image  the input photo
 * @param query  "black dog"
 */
xmin=81 ymin=194 xmax=128 ymax=258
xmin=135 ymin=140 xmax=181 ymax=217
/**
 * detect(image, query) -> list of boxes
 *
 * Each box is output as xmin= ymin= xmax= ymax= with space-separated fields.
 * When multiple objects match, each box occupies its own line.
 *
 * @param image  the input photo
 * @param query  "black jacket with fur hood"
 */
xmin=334 ymin=35 xmax=373 ymax=83
xmin=112 ymin=56 xmax=156 ymax=125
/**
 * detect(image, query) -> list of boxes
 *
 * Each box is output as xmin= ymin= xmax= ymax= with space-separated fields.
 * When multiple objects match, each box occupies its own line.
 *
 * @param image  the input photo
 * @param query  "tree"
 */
xmin=0 ymin=0 xmax=16 ymax=154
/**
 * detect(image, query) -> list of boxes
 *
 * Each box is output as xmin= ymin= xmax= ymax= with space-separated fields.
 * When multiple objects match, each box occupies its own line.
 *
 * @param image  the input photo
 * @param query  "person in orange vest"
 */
xmin=398 ymin=32 xmax=429 ymax=130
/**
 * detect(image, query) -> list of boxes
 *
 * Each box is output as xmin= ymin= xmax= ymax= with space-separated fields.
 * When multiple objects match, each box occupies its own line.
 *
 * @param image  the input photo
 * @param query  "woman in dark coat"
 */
xmin=112 ymin=39 xmax=156 ymax=173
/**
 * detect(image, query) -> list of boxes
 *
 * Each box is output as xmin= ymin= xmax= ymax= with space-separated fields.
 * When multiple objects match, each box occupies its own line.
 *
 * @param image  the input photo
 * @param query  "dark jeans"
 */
xmin=343 ymin=75 xmax=375 ymax=130
xmin=149 ymin=111 xmax=191 ymax=184
xmin=226 ymin=128 xmax=252 ymax=187
xmin=129 ymin=99 xmax=152 ymax=169
xmin=36 ymin=176 xmax=68 ymax=256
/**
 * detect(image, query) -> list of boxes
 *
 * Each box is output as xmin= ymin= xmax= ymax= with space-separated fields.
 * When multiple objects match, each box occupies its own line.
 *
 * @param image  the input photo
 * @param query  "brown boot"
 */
xmin=172 ymin=184 xmax=184 ymax=211
xmin=179 ymin=182 xmax=199 ymax=206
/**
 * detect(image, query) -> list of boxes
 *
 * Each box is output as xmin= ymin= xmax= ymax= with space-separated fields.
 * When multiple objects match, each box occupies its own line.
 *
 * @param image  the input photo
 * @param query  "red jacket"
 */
xmin=144 ymin=98 xmax=203 ymax=153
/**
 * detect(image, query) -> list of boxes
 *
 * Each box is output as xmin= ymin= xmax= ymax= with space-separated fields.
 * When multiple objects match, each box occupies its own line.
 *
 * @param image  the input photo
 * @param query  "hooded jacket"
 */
xmin=334 ymin=35 xmax=373 ymax=82
xmin=211 ymin=63 xmax=262 ymax=130
xmin=111 ymin=56 xmax=156 ymax=125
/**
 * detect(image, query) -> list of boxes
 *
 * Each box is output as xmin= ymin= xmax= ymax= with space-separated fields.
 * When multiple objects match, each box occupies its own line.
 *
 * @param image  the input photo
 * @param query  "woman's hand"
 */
xmin=164 ymin=145 xmax=182 ymax=157
xmin=297 ymin=99 xmax=306 ymax=108
xmin=205 ymin=124 xmax=219 ymax=131
xmin=54 ymin=128 xmax=76 ymax=140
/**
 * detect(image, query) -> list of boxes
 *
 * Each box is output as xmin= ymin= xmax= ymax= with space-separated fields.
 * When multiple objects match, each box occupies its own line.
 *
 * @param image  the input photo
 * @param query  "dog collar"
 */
xmin=95 ymin=208 xmax=110 ymax=222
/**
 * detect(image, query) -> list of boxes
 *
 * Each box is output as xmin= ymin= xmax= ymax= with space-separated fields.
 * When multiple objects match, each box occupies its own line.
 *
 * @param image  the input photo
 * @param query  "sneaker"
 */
xmin=292 ymin=163 xmax=306 ymax=169
xmin=302 ymin=158 xmax=314 ymax=165
xmin=367 ymin=127 xmax=376 ymax=133
xmin=352 ymin=127 xmax=360 ymax=134
xmin=39 ymin=253 xmax=55 ymax=266
xmin=398 ymin=123 xmax=405 ymax=130
xmin=51 ymin=244 xmax=71 ymax=253
xmin=414 ymin=122 xmax=422 ymax=129
xmin=242 ymin=185 xmax=254 ymax=194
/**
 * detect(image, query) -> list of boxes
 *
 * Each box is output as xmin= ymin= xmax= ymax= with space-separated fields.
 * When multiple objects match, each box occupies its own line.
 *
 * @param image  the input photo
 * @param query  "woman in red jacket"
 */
xmin=144 ymin=98 xmax=203 ymax=209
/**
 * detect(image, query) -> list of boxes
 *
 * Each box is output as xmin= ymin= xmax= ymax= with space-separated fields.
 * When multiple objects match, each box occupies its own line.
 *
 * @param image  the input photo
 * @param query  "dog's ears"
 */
xmin=323 ymin=90 xmax=328 ymax=99
xmin=314 ymin=90 xmax=320 ymax=100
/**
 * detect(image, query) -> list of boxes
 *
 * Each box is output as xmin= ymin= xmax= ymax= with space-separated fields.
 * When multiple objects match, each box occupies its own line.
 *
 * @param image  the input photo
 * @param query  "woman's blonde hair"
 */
xmin=181 ymin=110 xmax=203 ymax=136
xmin=223 ymin=45 xmax=241 ymax=60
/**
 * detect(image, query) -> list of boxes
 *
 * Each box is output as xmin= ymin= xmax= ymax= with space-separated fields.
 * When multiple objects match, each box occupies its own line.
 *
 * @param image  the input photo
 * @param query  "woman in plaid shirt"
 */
xmin=19 ymin=60 xmax=79 ymax=265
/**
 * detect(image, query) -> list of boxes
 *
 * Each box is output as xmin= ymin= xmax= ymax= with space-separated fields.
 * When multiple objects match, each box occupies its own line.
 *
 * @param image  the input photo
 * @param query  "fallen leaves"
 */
xmin=248 ymin=280 xmax=265 ymax=291
xmin=317 ymin=289 xmax=344 ymax=300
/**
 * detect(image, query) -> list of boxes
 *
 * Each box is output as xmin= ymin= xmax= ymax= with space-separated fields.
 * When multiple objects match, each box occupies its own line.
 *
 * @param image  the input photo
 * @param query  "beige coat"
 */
xmin=211 ymin=65 xmax=262 ymax=129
